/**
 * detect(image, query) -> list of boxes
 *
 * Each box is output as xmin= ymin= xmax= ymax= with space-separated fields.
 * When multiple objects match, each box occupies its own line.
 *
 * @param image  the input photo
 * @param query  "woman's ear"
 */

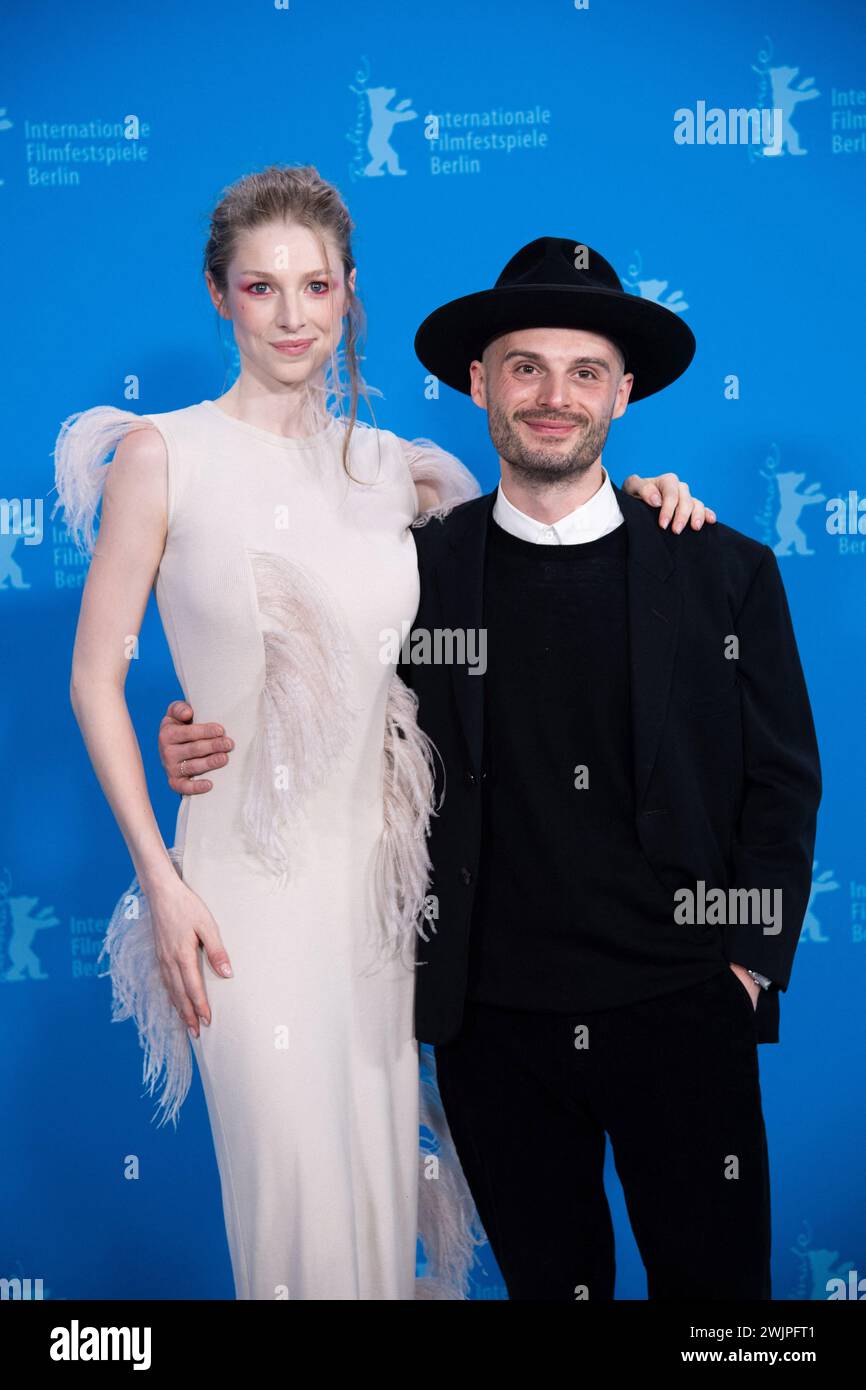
xmin=204 ymin=270 xmax=231 ymax=321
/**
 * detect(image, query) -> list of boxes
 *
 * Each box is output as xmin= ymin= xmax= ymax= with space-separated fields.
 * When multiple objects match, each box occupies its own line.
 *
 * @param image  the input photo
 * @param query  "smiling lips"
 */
xmin=272 ymin=339 xmax=314 ymax=356
xmin=520 ymin=416 xmax=583 ymax=436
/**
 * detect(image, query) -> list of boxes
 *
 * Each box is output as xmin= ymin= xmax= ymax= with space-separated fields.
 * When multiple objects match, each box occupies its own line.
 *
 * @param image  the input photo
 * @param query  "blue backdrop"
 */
xmin=1 ymin=0 xmax=863 ymax=1301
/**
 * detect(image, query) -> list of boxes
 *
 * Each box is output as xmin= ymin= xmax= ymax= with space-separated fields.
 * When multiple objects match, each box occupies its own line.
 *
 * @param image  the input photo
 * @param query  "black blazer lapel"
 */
xmin=611 ymin=482 xmax=681 ymax=809
xmin=431 ymin=489 xmax=497 ymax=774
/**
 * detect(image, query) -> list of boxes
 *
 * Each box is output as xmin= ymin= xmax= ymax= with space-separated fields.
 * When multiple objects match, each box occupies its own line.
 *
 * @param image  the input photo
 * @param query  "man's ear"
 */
xmin=611 ymin=372 xmax=634 ymax=420
xmin=469 ymin=358 xmax=487 ymax=410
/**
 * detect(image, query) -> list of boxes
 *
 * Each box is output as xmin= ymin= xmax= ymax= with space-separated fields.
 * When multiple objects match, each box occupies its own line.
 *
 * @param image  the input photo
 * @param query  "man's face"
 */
xmin=469 ymin=327 xmax=634 ymax=485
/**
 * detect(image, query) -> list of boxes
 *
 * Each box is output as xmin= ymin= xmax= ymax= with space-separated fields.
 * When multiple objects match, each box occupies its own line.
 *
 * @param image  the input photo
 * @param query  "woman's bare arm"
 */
xmin=69 ymin=426 xmax=178 ymax=894
xmin=68 ymin=425 xmax=231 ymax=1032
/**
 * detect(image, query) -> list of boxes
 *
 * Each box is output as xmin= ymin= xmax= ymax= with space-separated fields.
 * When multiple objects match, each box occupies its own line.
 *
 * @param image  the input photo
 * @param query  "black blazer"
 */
xmin=400 ymin=483 xmax=822 ymax=1046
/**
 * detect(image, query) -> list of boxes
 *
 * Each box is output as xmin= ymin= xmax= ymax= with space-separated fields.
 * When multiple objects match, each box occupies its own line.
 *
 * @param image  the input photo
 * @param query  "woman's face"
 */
xmin=207 ymin=219 xmax=355 ymax=390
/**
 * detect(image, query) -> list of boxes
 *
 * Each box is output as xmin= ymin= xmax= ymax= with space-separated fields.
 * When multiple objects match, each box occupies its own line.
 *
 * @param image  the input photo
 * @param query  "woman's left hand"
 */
xmin=621 ymin=472 xmax=718 ymax=532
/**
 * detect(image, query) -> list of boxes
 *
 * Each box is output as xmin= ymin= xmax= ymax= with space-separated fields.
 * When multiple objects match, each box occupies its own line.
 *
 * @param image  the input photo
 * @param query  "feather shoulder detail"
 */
xmin=51 ymin=404 xmax=157 ymax=557
xmin=243 ymin=550 xmax=355 ymax=880
xmin=397 ymin=435 xmax=481 ymax=528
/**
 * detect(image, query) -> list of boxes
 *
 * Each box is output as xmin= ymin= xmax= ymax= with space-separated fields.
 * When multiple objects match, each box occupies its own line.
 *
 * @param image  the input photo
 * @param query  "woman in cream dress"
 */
xmin=53 ymin=165 xmax=692 ymax=1300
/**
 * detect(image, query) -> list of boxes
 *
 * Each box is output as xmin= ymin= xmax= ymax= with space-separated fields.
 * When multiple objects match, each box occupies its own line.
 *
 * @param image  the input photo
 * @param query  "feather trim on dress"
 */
xmin=243 ymin=550 xmax=354 ymax=880
xmin=372 ymin=672 xmax=444 ymax=970
xmin=399 ymin=436 xmax=481 ymax=527
xmin=51 ymin=404 xmax=155 ymax=557
xmin=97 ymin=847 xmax=191 ymax=1130
xmin=415 ymin=1044 xmax=486 ymax=1299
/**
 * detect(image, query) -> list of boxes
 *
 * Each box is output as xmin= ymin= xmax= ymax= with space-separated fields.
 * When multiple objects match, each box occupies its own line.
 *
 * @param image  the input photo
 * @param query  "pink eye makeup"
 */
xmin=237 ymin=275 xmax=339 ymax=298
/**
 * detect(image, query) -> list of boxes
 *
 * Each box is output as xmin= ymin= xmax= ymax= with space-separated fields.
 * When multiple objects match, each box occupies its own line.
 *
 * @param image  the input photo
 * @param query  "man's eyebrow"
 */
xmin=501 ymin=349 xmax=613 ymax=372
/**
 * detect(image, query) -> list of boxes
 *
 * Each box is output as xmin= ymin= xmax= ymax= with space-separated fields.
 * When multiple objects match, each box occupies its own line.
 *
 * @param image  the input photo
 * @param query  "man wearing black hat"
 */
xmin=407 ymin=238 xmax=821 ymax=1300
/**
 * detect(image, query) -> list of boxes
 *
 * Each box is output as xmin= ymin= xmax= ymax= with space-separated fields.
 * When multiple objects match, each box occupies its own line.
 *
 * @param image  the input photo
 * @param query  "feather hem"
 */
xmin=97 ymin=846 xmax=191 ymax=1130
xmin=415 ymin=1045 xmax=486 ymax=1298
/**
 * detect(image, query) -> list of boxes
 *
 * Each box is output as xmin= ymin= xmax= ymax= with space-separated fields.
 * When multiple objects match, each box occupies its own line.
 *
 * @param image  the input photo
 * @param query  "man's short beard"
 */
xmin=487 ymin=400 xmax=612 ymax=488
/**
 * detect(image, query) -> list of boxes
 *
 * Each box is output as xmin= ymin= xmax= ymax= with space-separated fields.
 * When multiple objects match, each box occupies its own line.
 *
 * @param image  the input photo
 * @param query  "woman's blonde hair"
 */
xmin=202 ymin=163 xmax=375 ymax=476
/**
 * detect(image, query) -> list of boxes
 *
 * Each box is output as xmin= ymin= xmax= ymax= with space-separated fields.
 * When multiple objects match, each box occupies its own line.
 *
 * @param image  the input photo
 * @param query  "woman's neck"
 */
xmin=213 ymin=382 xmax=330 ymax=439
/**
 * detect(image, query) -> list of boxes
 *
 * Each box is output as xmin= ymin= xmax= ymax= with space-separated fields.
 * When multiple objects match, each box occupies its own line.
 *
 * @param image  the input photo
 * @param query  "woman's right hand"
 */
xmin=149 ymin=877 xmax=233 ymax=1037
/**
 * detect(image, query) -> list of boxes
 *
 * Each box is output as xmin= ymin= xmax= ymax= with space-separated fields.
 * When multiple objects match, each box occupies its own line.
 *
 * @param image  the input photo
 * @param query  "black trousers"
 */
xmin=434 ymin=967 xmax=772 ymax=1300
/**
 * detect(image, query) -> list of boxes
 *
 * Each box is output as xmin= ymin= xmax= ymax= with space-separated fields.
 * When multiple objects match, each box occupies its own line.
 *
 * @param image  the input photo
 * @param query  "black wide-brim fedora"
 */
xmin=414 ymin=237 xmax=696 ymax=402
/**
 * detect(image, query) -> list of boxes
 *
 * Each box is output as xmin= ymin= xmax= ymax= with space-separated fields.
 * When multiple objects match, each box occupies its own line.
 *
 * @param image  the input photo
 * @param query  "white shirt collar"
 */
xmin=492 ymin=465 xmax=624 ymax=545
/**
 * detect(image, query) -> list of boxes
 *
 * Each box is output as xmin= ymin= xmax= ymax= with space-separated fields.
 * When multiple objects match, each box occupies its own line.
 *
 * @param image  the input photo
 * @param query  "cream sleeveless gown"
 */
xmin=52 ymin=398 xmax=483 ymax=1300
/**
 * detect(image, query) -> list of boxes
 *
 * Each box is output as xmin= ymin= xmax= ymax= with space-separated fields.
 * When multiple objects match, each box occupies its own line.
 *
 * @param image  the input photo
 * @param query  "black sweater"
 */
xmin=465 ymin=515 xmax=728 ymax=1012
